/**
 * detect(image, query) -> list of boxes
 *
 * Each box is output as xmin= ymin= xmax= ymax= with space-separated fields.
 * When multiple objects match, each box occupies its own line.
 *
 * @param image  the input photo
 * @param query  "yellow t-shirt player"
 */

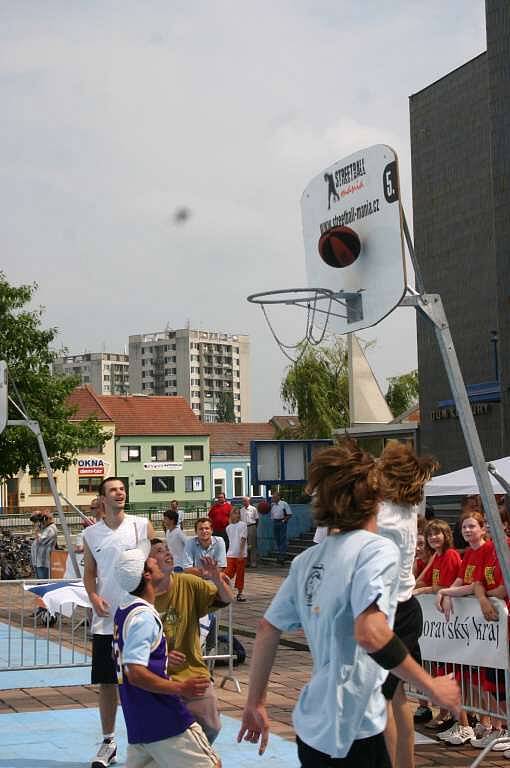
xmin=150 ymin=539 xmax=234 ymax=744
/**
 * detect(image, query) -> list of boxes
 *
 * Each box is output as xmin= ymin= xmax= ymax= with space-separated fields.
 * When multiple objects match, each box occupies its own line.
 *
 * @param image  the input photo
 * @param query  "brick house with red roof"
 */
xmin=12 ymin=387 xmax=212 ymax=511
xmin=67 ymin=387 xmax=211 ymax=504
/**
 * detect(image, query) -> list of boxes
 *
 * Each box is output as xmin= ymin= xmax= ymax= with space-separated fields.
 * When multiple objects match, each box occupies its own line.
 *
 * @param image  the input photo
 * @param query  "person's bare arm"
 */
xmin=125 ymin=664 xmax=209 ymax=698
xmin=487 ymin=584 xmax=508 ymax=599
xmin=413 ymin=586 xmax=435 ymax=596
xmin=237 ymin=618 xmax=281 ymax=755
xmin=438 ymin=583 xmax=474 ymax=597
xmin=147 ymin=520 xmax=156 ymax=540
xmin=414 ymin=556 xmax=434 ymax=586
xmin=355 ymin=604 xmax=460 ymax=716
xmin=83 ymin=541 xmax=109 ymax=617
xmin=473 ymin=581 xmax=500 ymax=621
xmin=200 ymin=556 xmax=235 ymax=604
xmin=435 ymin=578 xmax=470 ymax=620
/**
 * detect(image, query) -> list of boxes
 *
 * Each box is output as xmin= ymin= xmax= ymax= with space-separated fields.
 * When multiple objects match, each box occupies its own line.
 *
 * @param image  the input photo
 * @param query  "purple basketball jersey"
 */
xmin=114 ymin=601 xmax=194 ymax=744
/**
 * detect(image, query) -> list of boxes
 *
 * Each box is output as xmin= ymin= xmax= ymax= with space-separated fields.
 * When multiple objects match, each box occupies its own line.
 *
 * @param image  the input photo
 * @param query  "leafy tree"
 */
xmin=0 ymin=273 xmax=108 ymax=479
xmin=385 ymin=370 xmax=419 ymax=418
xmin=216 ymin=390 xmax=235 ymax=422
xmin=280 ymin=340 xmax=350 ymax=438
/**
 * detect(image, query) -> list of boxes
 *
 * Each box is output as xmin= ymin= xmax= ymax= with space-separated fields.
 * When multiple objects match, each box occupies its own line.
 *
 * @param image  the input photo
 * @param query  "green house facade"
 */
xmin=115 ymin=434 xmax=210 ymax=504
xmin=68 ymin=388 xmax=211 ymax=507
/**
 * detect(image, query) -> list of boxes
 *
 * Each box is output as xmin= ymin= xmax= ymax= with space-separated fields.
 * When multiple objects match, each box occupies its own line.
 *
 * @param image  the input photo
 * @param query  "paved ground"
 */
xmin=0 ymin=564 xmax=508 ymax=766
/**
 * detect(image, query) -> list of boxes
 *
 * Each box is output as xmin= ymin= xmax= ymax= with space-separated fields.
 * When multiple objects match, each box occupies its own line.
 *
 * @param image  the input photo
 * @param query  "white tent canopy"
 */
xmin=425 ymin=456 xmax=510 ymax=497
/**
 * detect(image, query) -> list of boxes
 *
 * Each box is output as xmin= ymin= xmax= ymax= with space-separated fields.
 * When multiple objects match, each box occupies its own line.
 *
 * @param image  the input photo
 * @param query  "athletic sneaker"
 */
xmin=473 ymin=722 xmax=491 ymax=739
xmin=426 ymin=714 xmax=454 ymax=731
xmin=444 ymin=723 xmax=475 ymax=745
xmin=437 ymin=722 xmax=459 ymax=741
xmin=413 ymin=705 xmax=433 ymax=723
xmin=490 ymin=730 xmax=510 ymax=751
xmin=91 ymin=739 xmax=117 ymax=767
xmin=470 ymin=726 xmax=494 ymax=748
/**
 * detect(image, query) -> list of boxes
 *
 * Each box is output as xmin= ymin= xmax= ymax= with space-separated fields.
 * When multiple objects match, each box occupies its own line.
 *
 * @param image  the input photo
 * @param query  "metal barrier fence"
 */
xmin=0 ymin=505 xmax=209 ymax=536
xmin=0 ymin=579 xmax=240 ymax=691
xmin=406 ymin=595 xmax=510 ymax=766
xmin=0 ymin=579 xmax=90 ymax=671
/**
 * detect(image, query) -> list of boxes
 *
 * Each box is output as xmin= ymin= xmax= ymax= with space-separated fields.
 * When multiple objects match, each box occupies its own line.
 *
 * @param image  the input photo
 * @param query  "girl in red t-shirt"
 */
xmin=414 ymin=519 xmax=461 ymax=595
xmin=413 ymin=520 xmax=461 ymax=729
xmin=413 ymin=527 xmax=432 ymax=580
xmin=471 ymin=533 xmax=510 ymax=748
xmin=434 ymin=512 xmax=493 ymax=744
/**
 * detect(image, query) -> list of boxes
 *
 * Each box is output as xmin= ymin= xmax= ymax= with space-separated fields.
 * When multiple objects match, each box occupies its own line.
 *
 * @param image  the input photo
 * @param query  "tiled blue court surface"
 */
xmin=0 ymin=709 xmax=297 ymax=767
xmin=0 ymin=622 xmax=90 ymax=689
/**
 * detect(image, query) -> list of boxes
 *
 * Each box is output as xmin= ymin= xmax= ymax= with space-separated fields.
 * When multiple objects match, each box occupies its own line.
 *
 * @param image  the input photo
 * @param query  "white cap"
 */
xmin=114 ymin=541 xmax=151 ymax=594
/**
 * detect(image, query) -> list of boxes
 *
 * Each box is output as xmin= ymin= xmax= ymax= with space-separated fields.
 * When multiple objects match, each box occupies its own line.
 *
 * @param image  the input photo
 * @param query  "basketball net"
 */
xmin=256 ymin=289 xmax=349 ymax=364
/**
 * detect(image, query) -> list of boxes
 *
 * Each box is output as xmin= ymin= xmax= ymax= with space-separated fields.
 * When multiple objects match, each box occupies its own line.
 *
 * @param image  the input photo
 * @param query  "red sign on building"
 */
xmin=78 ymin=458 xmax=105 ymax=476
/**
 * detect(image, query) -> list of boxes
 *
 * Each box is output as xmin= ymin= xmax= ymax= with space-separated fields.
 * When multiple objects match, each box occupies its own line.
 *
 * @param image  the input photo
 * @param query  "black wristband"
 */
xmin=368 ymin=634 xmax=408 ymax=670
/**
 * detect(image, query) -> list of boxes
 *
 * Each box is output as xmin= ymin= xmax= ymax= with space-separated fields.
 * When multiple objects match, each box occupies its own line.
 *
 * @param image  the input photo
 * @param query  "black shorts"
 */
xmin=296 ymin=733 xmax=390 ymax=767
xmin=91 ymin=634 xmax=117 ymax=685
xmin=382 ymin=595 xmax=423 ymax=701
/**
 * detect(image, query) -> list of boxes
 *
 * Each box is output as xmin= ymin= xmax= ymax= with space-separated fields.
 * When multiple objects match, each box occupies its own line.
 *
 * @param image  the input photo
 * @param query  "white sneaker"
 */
xmin=473 ymin=722 xmax=491 ymax=739
xmin=437 ymin=722 xmax=459 ymax=740
xmin=470 ymin=727 xmax=497 ymax=748
xmin=444 ymin=723 xmax=475 ymax=745
xmin=491 ymin=730 xmax=510 ymax=751
xmin=91 ymin=739 xmax=117 ymax=767
xmin=503 ymin=748 xmax=510 ymax=758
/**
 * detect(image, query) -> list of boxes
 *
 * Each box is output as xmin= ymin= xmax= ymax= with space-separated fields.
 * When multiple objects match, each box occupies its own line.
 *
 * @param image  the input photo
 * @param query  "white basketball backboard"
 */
xmin=301 ymin=144 xmax=406 ymax=335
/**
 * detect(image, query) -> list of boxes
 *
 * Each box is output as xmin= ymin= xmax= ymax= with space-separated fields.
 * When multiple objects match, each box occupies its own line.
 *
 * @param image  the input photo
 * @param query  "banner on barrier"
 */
xmin=417 ymin=594 xmax=508 ymax=670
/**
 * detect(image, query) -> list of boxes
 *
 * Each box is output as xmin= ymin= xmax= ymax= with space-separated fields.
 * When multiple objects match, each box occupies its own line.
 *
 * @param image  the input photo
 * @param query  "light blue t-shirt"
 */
xmin=182 ymin=536 xmax=227 ymax=570
xmin=264 ymin=529 xmax=400 ymax=758
xmin=117 ymin=596 xmax=162 ymax=666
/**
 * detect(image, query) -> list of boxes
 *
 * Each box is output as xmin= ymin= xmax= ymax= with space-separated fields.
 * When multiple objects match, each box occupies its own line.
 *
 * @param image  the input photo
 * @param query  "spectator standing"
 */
xmin=163 ymin=508 xmax=188 ymax=570
xmin=225 ymin=508 xmax=248 ymax=602
xmin=270 ymin=489 xmax=292 ymax=566
xmin=208 ymin=493 xmax=231 ymax=548
xmin=112 ymin=548 xmax=220 ymax=768
xmin=413 ymin=519 xmax=462 ymax=728
xmin=435 ymin=510 xmax=498 ymax=745
xmin=240 ymin=496 xmax=258 ymax=567
xmin=83 ymin=477 xmax=155 ymax=768
xmin=183 ymin=519 xmax=227 ymax=575
xmin=414 ymin=520 xmax=461 ymax=597
xmin=169 ymin=499 xmax=185 ymax=527
xmin=32 ymin=511 xmax=57 ymax=579
xmin=413 ymin=523 xmax=432 ymax=580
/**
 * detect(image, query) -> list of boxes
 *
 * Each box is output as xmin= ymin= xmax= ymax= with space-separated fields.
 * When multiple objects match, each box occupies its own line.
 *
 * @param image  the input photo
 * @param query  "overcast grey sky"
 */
xmin=0 ymin=1 xmax=486 ymax=419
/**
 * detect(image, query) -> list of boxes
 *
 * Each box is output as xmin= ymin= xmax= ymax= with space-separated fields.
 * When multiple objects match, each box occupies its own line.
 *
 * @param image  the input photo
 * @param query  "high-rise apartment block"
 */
xmin=54 ymin=352 xmax=130 ymax=395
xmin=129 ymin=328 xmax=250 ymax=423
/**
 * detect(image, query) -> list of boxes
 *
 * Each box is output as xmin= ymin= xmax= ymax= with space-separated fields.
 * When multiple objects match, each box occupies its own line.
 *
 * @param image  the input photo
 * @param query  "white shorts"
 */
xmin=127 ymin=722 xmax=220 ymax=768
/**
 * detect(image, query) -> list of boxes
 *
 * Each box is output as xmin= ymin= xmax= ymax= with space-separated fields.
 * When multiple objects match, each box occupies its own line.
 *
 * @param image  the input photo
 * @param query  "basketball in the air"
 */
xmin=257 ymin=500 xmax=270 ymax=515
xmin=318 ymin=226 xmax=361 ymax=268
